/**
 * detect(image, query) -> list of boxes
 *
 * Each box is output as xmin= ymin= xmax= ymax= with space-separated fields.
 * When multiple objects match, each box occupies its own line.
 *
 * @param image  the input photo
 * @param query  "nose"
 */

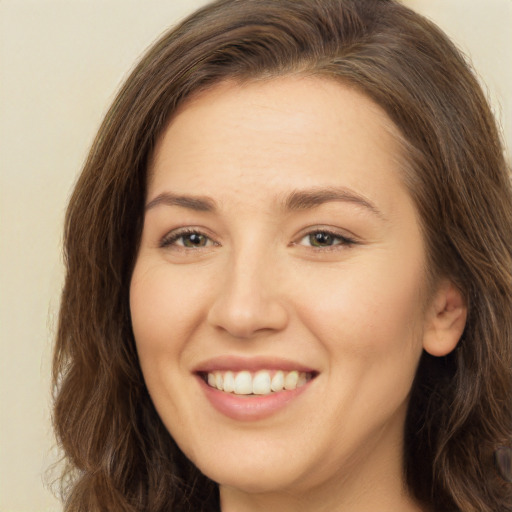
xmin=207 ymin=250 xmax=289 ymax=339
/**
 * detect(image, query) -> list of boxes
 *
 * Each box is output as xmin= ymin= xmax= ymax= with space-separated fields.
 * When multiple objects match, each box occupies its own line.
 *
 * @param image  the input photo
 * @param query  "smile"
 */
xmin=204 ymin=370 xmax=313 ymax=395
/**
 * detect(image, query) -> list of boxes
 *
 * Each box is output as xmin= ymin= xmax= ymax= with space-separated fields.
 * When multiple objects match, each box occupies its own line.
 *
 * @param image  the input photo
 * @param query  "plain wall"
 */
xmin=0 ymin=1 xmax=510 ymax=511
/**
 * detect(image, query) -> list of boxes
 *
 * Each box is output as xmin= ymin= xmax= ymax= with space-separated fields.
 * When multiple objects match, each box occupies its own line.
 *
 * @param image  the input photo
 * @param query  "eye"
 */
xmin=160 ymin=229 xmax=217 ymax=249
xmin=298 ymin=230 xmax=356 ymax=248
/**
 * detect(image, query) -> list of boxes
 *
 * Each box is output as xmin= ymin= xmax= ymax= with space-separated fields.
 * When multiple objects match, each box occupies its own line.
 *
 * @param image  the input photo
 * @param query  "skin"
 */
xmin=130 ymin=77 xmax=466 ymax=511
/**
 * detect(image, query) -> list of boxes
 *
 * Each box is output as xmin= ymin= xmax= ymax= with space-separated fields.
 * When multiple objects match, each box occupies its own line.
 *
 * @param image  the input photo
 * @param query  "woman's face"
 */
xmin=130 ymin=77 xmax=434 ymax=501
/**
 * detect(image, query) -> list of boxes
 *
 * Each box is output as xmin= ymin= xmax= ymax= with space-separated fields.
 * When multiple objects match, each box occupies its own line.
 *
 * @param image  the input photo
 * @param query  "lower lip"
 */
xmin=197 ymin=375 xmax=312 ymax=421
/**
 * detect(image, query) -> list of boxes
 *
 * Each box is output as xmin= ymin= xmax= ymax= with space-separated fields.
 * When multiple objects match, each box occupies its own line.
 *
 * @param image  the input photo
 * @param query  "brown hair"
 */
xmin=53 ymin=0 xmax=512 ymax=510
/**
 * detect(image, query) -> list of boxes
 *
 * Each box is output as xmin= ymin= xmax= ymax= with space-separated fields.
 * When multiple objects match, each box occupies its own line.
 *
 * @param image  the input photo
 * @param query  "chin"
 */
xmin=208 ymin=469 xmax=299 ymax=496
xmin=190 ymin=446 xmax=308 ymax=495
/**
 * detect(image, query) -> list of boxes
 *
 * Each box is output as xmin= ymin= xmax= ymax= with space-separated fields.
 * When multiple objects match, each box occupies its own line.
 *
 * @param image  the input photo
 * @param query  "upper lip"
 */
xmin=193 ymin=355 xmax=318 ymax=374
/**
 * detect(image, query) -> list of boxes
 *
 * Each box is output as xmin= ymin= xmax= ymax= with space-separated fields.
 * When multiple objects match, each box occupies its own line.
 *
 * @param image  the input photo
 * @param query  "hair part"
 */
xmin=53 ymin=1 xmax=512 ymax=510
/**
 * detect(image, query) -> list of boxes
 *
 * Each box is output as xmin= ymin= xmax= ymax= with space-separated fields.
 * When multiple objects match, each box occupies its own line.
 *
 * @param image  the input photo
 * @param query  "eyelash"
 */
xmin=160 ymin=228 xmax=217 ymax=249
xmin=160 ymin=227 xmax=356 ymax=250
xmin=296 ymin=229 xmax=356 ymax=249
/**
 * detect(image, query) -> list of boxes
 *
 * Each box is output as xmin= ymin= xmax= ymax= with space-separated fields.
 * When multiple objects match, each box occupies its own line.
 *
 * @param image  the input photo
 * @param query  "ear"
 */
xmin=422 ymin=280 xmax=467 ymax=357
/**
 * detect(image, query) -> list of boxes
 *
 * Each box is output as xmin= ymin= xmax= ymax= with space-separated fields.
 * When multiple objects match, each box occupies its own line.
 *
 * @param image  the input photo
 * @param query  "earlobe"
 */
xmin=422 ymin=280 xmax=467 ymax=357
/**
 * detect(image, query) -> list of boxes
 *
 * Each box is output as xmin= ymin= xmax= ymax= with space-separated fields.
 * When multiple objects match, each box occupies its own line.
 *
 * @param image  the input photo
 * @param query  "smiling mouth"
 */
xmin=200 ymin=369 xmax=317 ymax=396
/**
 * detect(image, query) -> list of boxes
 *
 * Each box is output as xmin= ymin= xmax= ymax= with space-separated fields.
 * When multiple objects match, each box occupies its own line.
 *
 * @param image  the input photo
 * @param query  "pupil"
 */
xmin=185 ymin=234 xmax=205 ymax=246
xmin=312 ymin=232 xmax=332 ymax=246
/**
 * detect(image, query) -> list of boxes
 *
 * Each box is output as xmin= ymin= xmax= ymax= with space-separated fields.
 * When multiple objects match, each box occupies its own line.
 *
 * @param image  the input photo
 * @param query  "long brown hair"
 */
xmin=53 ymin=0 xmax=512 ymax=510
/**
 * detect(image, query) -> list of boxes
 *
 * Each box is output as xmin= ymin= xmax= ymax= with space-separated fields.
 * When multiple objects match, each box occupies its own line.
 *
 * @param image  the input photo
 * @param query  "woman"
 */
xmin=52 ymin=0 xmax=512 ymax=510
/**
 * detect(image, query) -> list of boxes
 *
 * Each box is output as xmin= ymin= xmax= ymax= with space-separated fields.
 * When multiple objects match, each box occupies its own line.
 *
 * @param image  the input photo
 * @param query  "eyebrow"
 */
xmin=145 ymin=186 xmax=383 ymax=218
xmin=282 ymin=186 xmax=384 ymax=218
xmin=145 ymin=192 xmax=217 ymax=212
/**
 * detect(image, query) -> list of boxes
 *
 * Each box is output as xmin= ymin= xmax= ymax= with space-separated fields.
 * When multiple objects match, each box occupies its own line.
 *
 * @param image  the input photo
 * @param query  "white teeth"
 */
xmin=284 ymin=370 xmax=298 ymax=390
xmin=252 ymin=370 xmax=271 ymax=395
xmin=271 ymin=370 xmax=284 ymax=392
xmin=215 ymin=372 xmax=223 ymax=390
xmin=223 ymin=371 xmax=235 ymax=393
xmin=205 ymin=369 xmax=311 ymax=395
xmin=234 ymin=371 xmax=253 ymax=395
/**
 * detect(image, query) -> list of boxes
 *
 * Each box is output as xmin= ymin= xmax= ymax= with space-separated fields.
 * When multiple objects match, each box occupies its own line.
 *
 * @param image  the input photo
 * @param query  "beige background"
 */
xmin=0 ymin=1 xmax=510 ymax=511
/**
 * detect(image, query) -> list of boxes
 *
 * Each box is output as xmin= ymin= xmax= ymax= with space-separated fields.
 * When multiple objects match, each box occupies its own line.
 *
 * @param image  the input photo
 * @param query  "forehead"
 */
xmin=148 ymin=76 xmax=410 ymax=218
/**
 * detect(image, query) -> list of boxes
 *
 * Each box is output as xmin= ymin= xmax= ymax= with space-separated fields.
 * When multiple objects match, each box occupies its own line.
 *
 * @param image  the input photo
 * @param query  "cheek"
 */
xmin=129 ymin=261 xmax=210 ymax=438
xmin=295 ymin=251 xmax=427 ymax=360
xmin=129 ymin=262 xmax=205 ymax=364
